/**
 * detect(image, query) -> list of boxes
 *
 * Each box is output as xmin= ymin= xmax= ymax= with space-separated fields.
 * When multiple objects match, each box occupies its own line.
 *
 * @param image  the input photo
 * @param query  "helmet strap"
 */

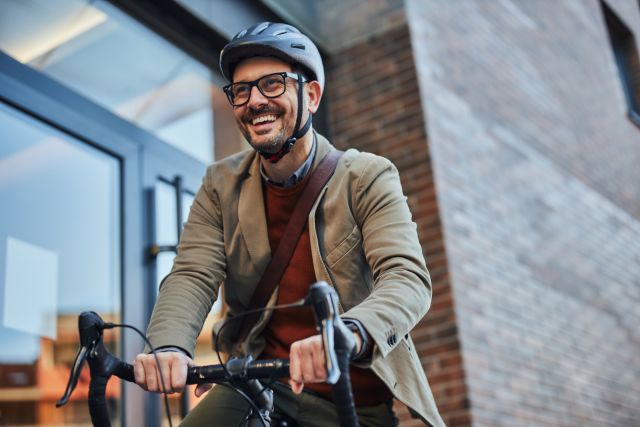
xmin=260 ymin=72 xmax=311 ymax=164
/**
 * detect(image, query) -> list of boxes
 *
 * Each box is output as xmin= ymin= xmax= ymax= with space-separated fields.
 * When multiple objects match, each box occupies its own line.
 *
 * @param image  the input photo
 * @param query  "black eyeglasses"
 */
xmin=223 ymin=72 xmax=306 ymax=106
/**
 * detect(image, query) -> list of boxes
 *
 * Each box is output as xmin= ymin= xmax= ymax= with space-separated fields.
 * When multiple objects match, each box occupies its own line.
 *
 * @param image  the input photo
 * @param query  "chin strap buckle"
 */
xmin=261 ymin=139 xmax=293 ymax=163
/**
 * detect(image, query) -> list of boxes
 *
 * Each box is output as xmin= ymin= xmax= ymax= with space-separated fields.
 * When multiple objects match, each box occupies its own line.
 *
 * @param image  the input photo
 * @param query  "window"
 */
xmin=601 ymin=0 xmax=640 ymax=127
xmin=0 ymin=102 xmax=121 ymax=425
xmin=0 ymin=0 xmax=220 ymax=164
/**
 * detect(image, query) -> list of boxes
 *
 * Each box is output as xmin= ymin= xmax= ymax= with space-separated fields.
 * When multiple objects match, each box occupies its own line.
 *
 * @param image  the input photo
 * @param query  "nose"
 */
xmin=246 ymin=85 xmax=268 ymax=109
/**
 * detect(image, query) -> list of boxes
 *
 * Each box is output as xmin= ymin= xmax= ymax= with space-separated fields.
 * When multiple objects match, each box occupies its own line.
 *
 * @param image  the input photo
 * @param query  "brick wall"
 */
xmin=326 ymin=22 xmax=468 ymax=427
xmin=265 ymin=0 xmax=406 ymax=52
xmin=407 ymin=0 xmax=640 ymax=426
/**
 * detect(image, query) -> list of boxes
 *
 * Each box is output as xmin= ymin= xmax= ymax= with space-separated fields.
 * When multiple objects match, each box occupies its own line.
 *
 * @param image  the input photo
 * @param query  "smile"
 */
xmin=251 ymin=114 xmax=278 ymax=126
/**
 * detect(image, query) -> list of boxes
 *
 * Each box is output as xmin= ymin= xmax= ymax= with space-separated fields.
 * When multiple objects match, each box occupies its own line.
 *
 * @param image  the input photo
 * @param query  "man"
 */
xmin=134 ymin=22 xmax=444 ymax=427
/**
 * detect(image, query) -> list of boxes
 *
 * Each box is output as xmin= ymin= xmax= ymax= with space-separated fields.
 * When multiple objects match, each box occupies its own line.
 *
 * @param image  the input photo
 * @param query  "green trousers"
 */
xmin=180 ymin=382 xmax=398 ymax=427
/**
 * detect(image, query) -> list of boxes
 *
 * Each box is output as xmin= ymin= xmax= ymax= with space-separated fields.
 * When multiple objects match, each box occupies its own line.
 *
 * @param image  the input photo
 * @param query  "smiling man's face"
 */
xmin=231 ymin=57 xmax=306 ymax=154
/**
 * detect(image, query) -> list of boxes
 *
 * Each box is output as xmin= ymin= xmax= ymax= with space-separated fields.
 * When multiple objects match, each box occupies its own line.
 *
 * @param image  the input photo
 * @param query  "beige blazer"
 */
xmin=147 ymin=134 xmax=445 ymax=427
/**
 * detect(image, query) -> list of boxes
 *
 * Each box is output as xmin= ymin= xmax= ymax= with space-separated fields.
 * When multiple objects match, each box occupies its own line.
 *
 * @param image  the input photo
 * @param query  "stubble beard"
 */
xmin=240 ymin=125 xmax=288 ymax=154
xmin=239 ymin=105 xmax=293 ymax=154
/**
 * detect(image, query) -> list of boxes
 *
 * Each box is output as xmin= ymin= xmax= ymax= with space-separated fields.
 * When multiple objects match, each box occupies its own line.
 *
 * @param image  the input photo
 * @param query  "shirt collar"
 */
xmin=260 ymin=136 xmax=316 ymax=188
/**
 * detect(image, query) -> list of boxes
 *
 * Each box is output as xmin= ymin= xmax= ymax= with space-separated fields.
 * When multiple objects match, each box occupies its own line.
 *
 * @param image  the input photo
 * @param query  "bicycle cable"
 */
xmin=103 ymin=323 xmax=174 ymax=427
xmin=93 ymin=300 xmax=306 ymax=427
xmin=213 ymin=299 xmax=306 ymax=373
xmin=213 ymin=299 xmax=307 ymax=426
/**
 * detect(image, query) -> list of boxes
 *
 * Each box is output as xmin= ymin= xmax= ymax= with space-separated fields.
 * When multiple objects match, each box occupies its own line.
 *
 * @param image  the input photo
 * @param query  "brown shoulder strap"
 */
xmin=235 ymin=149 xmax=344 ymax=344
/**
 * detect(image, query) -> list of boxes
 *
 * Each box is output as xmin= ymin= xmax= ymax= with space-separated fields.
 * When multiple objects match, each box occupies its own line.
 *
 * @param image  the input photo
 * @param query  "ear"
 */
xmin=305 ymin=80 xmax=322 ymax=114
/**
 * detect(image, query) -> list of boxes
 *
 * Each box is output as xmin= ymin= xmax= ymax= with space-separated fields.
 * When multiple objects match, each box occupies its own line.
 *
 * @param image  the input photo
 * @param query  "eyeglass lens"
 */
xmin=228 ymin=73 xmax=287 ymax=106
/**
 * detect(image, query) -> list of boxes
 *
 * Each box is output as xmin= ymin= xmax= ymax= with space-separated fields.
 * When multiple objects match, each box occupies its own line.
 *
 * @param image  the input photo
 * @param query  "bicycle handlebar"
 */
xmin=307 ymin=282 xmax=358 ymax=427
xmin=57 ymin=282 xmax=358 ymax=427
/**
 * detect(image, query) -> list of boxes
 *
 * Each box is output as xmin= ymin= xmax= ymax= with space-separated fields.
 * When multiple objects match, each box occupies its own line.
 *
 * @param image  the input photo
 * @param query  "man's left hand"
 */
xmin=288 ymin=332 xmax=362 ymax=394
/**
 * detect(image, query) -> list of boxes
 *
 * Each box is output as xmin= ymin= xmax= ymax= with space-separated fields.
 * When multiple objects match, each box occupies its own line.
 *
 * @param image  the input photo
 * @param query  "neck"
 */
xmin=261 ymin=130 xmax=314 ymax=182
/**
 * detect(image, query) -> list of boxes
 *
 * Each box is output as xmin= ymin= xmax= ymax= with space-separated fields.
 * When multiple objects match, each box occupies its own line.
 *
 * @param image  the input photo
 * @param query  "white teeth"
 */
xmin=252 ymin=115 xmax=277 ymax=125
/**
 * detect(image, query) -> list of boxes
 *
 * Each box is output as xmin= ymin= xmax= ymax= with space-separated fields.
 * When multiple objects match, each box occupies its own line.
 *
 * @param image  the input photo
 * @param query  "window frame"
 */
xmin=600 ymin=0 xmax=640 ymax=128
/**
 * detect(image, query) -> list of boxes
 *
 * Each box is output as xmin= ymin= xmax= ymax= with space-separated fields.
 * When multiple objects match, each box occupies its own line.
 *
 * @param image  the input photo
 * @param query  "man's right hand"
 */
xmin=133 ymin=352 xmax=212 ymax=397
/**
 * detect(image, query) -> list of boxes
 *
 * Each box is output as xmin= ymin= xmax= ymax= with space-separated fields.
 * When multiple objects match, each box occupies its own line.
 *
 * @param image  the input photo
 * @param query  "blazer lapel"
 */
xmin=313 ymin=133 xmax=333 ymax=169
xmin=238 ymin=154 xmax=271 ymax=279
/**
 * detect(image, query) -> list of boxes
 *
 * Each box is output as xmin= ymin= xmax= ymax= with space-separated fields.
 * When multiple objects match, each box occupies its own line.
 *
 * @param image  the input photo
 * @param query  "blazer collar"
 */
xmin=238 ymin=152 xmax=270 ymax=277
xmin=312 ymin=133 xmax=334 ymax=169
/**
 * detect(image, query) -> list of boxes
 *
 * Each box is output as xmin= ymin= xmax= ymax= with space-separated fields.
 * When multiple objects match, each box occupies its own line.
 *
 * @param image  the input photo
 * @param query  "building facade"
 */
xmin=1 ymin=0 xmax=638 ymax=426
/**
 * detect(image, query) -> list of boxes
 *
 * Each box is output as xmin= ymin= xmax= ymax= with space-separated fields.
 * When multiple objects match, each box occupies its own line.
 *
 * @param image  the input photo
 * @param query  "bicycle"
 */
xmin=57 ymin=282 xmax=359 ymax=427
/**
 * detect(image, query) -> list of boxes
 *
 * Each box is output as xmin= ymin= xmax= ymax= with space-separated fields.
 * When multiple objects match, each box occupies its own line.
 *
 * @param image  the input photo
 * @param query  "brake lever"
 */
xmin=308 ymin=282 xmax=359 ymax=427
xmin=321 ymin=312 xmax=340 ymax=384
xmin=56 ymin=311 xmax=107 ymax=407
xmin=56 ymin=344 xmax=90 ymax=407
xmin=307 ymin=282 xmax=355 ymax=385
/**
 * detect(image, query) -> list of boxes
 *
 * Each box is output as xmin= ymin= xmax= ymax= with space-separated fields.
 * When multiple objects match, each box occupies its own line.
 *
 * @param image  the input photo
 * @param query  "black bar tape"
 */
xmin=114 ymin=361 xmax=134 ymax=382
xmin=185 ymin=359 xmax=290 ymax=384
xmin=88 ymin=375 xmax=111 ymax=427
xmin=331 ymin=351 xmax=359 ymax=427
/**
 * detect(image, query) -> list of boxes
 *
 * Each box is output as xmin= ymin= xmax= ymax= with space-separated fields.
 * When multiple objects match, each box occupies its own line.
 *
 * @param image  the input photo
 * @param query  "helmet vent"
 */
xmin=291 ymin=43 xmax=306 ymax=50
xmin=273 ymin=29 xmax=288 ymax=36
xmin=254 ymin=22 xmax=270 ymax=34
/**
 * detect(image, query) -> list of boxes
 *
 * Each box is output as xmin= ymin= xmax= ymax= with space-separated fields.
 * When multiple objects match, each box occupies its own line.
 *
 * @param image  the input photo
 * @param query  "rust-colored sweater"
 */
xmin=260 ymin=179 xmax=392 ymax=405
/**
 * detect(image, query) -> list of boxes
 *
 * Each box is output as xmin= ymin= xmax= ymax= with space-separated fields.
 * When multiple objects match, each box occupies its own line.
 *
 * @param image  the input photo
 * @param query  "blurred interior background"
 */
xmin=0 ymin=0 xmax=639 ymax=426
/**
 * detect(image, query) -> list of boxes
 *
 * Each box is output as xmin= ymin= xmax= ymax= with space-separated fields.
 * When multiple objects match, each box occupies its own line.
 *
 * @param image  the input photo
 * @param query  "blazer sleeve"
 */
xmin=342 ymin=154 xmax=432 ymax=360
xmin=145 ymin=171 xmax=227 ymax=357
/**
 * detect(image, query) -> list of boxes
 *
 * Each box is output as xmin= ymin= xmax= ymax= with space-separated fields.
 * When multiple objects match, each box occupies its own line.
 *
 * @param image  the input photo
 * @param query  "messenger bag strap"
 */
xmin=235 ymin=149 xmax=344 ymax=345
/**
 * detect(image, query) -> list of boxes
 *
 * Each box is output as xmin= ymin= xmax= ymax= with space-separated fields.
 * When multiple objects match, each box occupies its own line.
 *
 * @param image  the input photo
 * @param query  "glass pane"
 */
xmin=0 ymin=102 xmax=121 ymax=425
xmin=154 ymin=180 xmax=178 ymax=298
xmin=153 ymin=181 xmax=202 ymax=301
xmin=0 ymin=0 xmax=217 ymax=165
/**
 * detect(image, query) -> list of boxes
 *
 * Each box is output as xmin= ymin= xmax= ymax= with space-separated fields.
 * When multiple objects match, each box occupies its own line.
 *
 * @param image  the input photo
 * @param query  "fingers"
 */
xmin=134 ymin=353 xmax=154 ymax=391
xmin=311 ymin=342 xmax=326 ymax=379
xmin=288 ymin=335 xmax=327 ymax=395
xmin=289 ymin=343 xmax=302 ymax=393
xmin=171 ymin=359 xmax=187 ymax=393
xmin=133 ymin=354 xmax=146 ymax=387
xmin=289 ymin=379 xmax=304 ymax=394
xmin=133 ymin=352 xmax=192 ymax=394
xmin=158 ymin=358 xmax=174 ymax=393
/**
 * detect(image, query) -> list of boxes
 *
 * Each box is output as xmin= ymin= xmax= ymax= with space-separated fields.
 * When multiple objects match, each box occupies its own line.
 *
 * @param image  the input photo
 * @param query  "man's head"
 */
xmin=220 ymin=22 xmax=324 ymax=162
xmin=228 ymin=57 xmax=321 ymax=155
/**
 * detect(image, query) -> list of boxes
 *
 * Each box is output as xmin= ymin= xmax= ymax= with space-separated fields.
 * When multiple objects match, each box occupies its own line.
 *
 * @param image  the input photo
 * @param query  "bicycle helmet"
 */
xmin=220 ymin=22 xmax=324 ymax=163
xmin=220 ymin=22 xmax=324 ymax=90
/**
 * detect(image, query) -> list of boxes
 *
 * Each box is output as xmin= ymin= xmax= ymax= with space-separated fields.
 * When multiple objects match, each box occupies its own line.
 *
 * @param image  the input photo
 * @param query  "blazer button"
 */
xmin=387 ymin=334 xmax=397 ymax=346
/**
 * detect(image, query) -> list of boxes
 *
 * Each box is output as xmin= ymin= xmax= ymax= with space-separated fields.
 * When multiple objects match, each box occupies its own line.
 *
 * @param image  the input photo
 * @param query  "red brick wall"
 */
xmin=326 ymin=23 xmax=469 ymax=427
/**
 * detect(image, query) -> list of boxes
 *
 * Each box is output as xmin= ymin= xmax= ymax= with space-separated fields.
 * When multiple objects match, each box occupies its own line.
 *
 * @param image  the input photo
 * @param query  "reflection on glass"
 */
xmin=154 ymin=180 xmax=178 ymax=297
xmin=0 ymin=0 xmax=217 ymax=165
xmin=0 ymin=103 xmax=121 ymax=425
xmin=153 ymin=180 xmax=196 ymax=297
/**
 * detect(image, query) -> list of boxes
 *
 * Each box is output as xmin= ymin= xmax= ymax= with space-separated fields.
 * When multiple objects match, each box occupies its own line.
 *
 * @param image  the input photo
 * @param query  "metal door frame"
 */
xmin=0 ymin=50 xmax=204 ymax=426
